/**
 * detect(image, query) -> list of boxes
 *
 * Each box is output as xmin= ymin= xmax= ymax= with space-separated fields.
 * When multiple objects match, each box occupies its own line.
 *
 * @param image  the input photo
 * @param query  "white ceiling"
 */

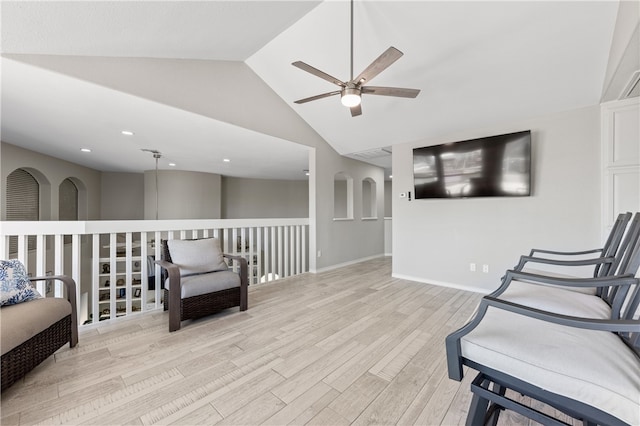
xmin=0 ymin=1 xmax=619 ymax=180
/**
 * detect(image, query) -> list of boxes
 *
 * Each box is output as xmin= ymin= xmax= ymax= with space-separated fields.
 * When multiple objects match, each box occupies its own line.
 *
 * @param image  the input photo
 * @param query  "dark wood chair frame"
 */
xmin=156 ymin=240 xmax=248 ymax=332
xmin=1 ymin=275 xmax=78 ymax=390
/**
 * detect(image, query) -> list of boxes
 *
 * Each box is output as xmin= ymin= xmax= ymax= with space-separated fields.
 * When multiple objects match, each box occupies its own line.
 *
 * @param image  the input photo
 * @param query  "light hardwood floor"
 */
xmin=1 ymin=258 xmax=568 ymax=425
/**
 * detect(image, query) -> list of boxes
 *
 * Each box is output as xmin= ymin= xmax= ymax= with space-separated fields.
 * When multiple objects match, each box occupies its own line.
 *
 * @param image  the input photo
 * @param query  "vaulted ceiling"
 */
xmin=1 ymin=1 xmax=620 ymax=179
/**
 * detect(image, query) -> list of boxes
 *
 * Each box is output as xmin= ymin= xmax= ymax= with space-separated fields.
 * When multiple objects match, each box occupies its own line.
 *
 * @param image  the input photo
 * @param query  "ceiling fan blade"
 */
xmin=361 ymin=86 xmax=420 ymax=98
xmin=352 ymin=47 xmax=403 ymax=85
xmin=294 ymin=90 xmax=341 ymax=104
xmin=292 ymin=61 xmax=346 ymax=87
xmin=350 ymin=104 xmax=362 ymax=117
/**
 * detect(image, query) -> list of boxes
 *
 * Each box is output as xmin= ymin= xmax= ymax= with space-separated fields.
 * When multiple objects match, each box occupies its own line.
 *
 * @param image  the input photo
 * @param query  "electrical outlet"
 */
xmin=469 ymin=263 xmax=476 ymax=272
xmin=482 ymin=264 xmax=489 ymax=273
xmin=317 ymin=250 xmax=322 ymax=257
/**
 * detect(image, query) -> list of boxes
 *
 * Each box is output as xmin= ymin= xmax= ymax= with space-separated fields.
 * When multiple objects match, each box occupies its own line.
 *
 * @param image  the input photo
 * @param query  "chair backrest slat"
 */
xmin=601 ymin=213 xmax=640 ymax=324
xmin=604 ymin=213 xmax=640 ymax=306
xmin=597 ymin=212 xmax=633 ymax=277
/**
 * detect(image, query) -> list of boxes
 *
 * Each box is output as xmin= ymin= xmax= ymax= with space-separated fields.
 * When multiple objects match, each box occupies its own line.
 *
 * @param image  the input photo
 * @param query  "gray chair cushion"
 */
xmin=165 ymin=270 xmax=240 ymax=299
xmin=167 ymin=238 xmax=227 ymax=276
xmin=1 ymin=297 xmax=71 ymax=355
xmin=460 ymin=308 xmax=640 ymax=425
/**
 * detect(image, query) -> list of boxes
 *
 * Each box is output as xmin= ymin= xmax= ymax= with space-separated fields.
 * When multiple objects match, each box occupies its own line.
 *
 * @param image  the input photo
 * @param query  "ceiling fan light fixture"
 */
xmin=341 ymin=88 xmax=361 ymax=107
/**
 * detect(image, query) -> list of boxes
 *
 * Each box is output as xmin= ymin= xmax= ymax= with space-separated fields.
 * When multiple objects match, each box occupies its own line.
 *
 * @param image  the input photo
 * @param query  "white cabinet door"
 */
xmin=601 ymin=98 xmax=640 ymax=239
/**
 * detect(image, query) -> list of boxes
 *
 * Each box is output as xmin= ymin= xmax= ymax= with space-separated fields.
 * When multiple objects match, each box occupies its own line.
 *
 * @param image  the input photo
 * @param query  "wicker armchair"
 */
xmin=1 ymin=274 xmax=78 ymax=390
xmin=156 ymin=238 xmax=248 ymax=332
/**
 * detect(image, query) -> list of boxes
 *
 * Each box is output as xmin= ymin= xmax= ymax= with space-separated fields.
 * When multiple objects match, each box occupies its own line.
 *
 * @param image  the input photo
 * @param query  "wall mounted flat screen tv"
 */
xmin=413 ymin=130 xmax=531 ymax=199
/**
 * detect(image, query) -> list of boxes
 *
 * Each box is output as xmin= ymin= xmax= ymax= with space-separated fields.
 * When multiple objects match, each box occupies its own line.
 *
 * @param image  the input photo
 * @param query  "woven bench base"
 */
xmin=1 ymin=315 xmax=72 ymax=390
xmin=163 ymin=287 xmax=242 ymax=321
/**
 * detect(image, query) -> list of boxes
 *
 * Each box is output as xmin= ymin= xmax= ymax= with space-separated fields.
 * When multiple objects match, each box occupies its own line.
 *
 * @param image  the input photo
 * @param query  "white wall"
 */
xmin=221 ymin=176 xmax=308 ymax=219
xmin=314 ymin=143 xmax=386 ymax=271
xmin=392 ymin=105 xmax=602 ymax=293
xmin=384 ymin=180 xmax=392 ymax=217
xmin=144 ymin=169 xmax=221 ymax=220
xmin=1 ymin=142 xmax=102 ymax=220
xmin=101 ymin=172 xmax=144 ymax=220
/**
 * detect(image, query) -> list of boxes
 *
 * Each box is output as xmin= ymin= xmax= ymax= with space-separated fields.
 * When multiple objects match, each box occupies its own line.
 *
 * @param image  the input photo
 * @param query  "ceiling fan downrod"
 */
xmin=350 ymin=0 xmax=354 ymax=82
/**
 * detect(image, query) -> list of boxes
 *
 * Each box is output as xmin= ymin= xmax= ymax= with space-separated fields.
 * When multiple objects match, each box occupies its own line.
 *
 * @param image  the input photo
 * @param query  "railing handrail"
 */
xmin=0 ymin=218 xmax=310 ymax=235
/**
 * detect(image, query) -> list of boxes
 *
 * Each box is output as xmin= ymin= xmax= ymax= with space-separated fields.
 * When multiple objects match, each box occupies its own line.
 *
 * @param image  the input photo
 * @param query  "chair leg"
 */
xmin=485 ymin=383 xmax=505 ymax=426
xmin=466 ymin=393 xmax=491 ymax=426
xmin=240 ymin=287 xmax=248 ymax=311
xmin=168 ymin=299 xmax=181 ymax=332
xmin=466 ymin=376 xmax=508 ymax=426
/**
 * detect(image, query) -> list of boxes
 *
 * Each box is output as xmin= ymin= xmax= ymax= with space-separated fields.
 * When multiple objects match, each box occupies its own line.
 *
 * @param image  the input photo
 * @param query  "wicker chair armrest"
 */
xmin=154 ymin=259 xmax=178 ymax=273
xmin=29 ymin=275 xmax=78 ymax=347
xmin=528 ymin=247 xmax=603 ymax=257
xmin=155 ymin=260 xmax=182 ymax=332
xmin=223 ymin=254 xmax=248 ymax=289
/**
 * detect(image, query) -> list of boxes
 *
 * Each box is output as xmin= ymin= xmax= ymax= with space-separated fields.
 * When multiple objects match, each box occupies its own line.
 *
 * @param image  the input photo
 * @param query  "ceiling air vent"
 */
xmin=351 ymin=147 xmax=392 ymax=160
xmin=619 ymin=70 xmax=640 ymax=100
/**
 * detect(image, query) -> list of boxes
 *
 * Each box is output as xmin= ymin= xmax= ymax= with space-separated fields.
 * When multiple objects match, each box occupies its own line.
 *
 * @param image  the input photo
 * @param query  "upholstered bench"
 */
xmin=1 ymin=260 xmax=78 ymax=390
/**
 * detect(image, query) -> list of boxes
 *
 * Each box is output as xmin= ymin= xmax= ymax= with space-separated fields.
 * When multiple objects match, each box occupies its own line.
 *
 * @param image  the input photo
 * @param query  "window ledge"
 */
xmin=361 ymin=217 xmax=378 ymax=221
xmin=333 ymin=217 xmax=354 ymax=222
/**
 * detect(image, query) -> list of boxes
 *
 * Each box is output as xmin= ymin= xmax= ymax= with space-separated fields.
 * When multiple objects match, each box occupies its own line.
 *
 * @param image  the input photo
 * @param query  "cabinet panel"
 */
xmin=612 ymin=107 xmax=640 ymax=166
xmin=602 ymin=99 xmax=640 ymax=234
xmin=612 ymin=168 xmax=640 ymax=215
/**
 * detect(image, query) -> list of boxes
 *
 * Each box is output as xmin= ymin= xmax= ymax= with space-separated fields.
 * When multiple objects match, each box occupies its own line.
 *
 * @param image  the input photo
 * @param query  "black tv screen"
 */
xmin=413 ymin=130 xmax=531 ymax=199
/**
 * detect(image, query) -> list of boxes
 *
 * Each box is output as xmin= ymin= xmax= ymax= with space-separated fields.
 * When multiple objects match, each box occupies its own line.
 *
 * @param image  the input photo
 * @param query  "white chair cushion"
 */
xmin=165 ymin=270 xmax=240 ymax=299
xmin=167 ymin=238 xmax=227 ymax=276
xmin=499 ymin=280 xmax=611 ymax=318
xmin=461 ymin=308 xmax=640 ymax=425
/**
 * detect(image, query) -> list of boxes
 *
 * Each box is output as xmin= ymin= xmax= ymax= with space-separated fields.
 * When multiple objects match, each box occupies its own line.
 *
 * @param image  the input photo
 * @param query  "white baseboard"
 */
xmin=391 ymin=272 xmax=491 ymax=294
xmin=311 ymin=254 xmax=385 ymax=274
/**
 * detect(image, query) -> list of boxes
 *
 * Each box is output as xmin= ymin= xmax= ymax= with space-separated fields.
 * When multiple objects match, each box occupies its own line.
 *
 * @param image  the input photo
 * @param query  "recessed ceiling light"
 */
xmin=389 ymin=175 xmax=393 ymax=179
xmin=169 ymin=163 xmax=176 ymax=167
xmin=121 ymin=130 xmax=134 ymax=136
xmin=223 ymin=158 xmax=230 ymax=162
xmin=80 ymin=148 xmax=91 ymax=153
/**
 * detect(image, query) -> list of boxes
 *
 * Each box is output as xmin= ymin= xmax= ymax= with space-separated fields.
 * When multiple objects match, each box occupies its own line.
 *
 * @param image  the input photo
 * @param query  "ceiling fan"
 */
xmin=292 ymin=0 xmax=420 ymax=117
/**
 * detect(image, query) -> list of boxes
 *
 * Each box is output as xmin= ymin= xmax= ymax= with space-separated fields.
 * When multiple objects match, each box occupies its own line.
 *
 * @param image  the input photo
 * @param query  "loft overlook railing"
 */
xmin=0 ymin=219 xmax=309 ymax=326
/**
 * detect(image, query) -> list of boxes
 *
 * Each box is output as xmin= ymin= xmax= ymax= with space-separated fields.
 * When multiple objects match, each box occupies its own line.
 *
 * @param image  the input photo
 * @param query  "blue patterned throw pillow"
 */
xmin=0 ymin=259 xmax=42 ymax=306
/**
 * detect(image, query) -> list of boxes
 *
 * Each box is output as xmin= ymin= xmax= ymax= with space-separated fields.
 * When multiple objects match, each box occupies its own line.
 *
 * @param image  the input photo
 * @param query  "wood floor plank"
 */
xmin=216 ymin=393 xmax=284 ymax=426
xmin=327 ymin=372 xmax=389 ymax=422
xmin=168 ymin=403 xmax=222 ymax=426
xmin=262 ymin=382 xmax=334 ymax=425
xmin=351 ymin=364 xmax=430 ymax=425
